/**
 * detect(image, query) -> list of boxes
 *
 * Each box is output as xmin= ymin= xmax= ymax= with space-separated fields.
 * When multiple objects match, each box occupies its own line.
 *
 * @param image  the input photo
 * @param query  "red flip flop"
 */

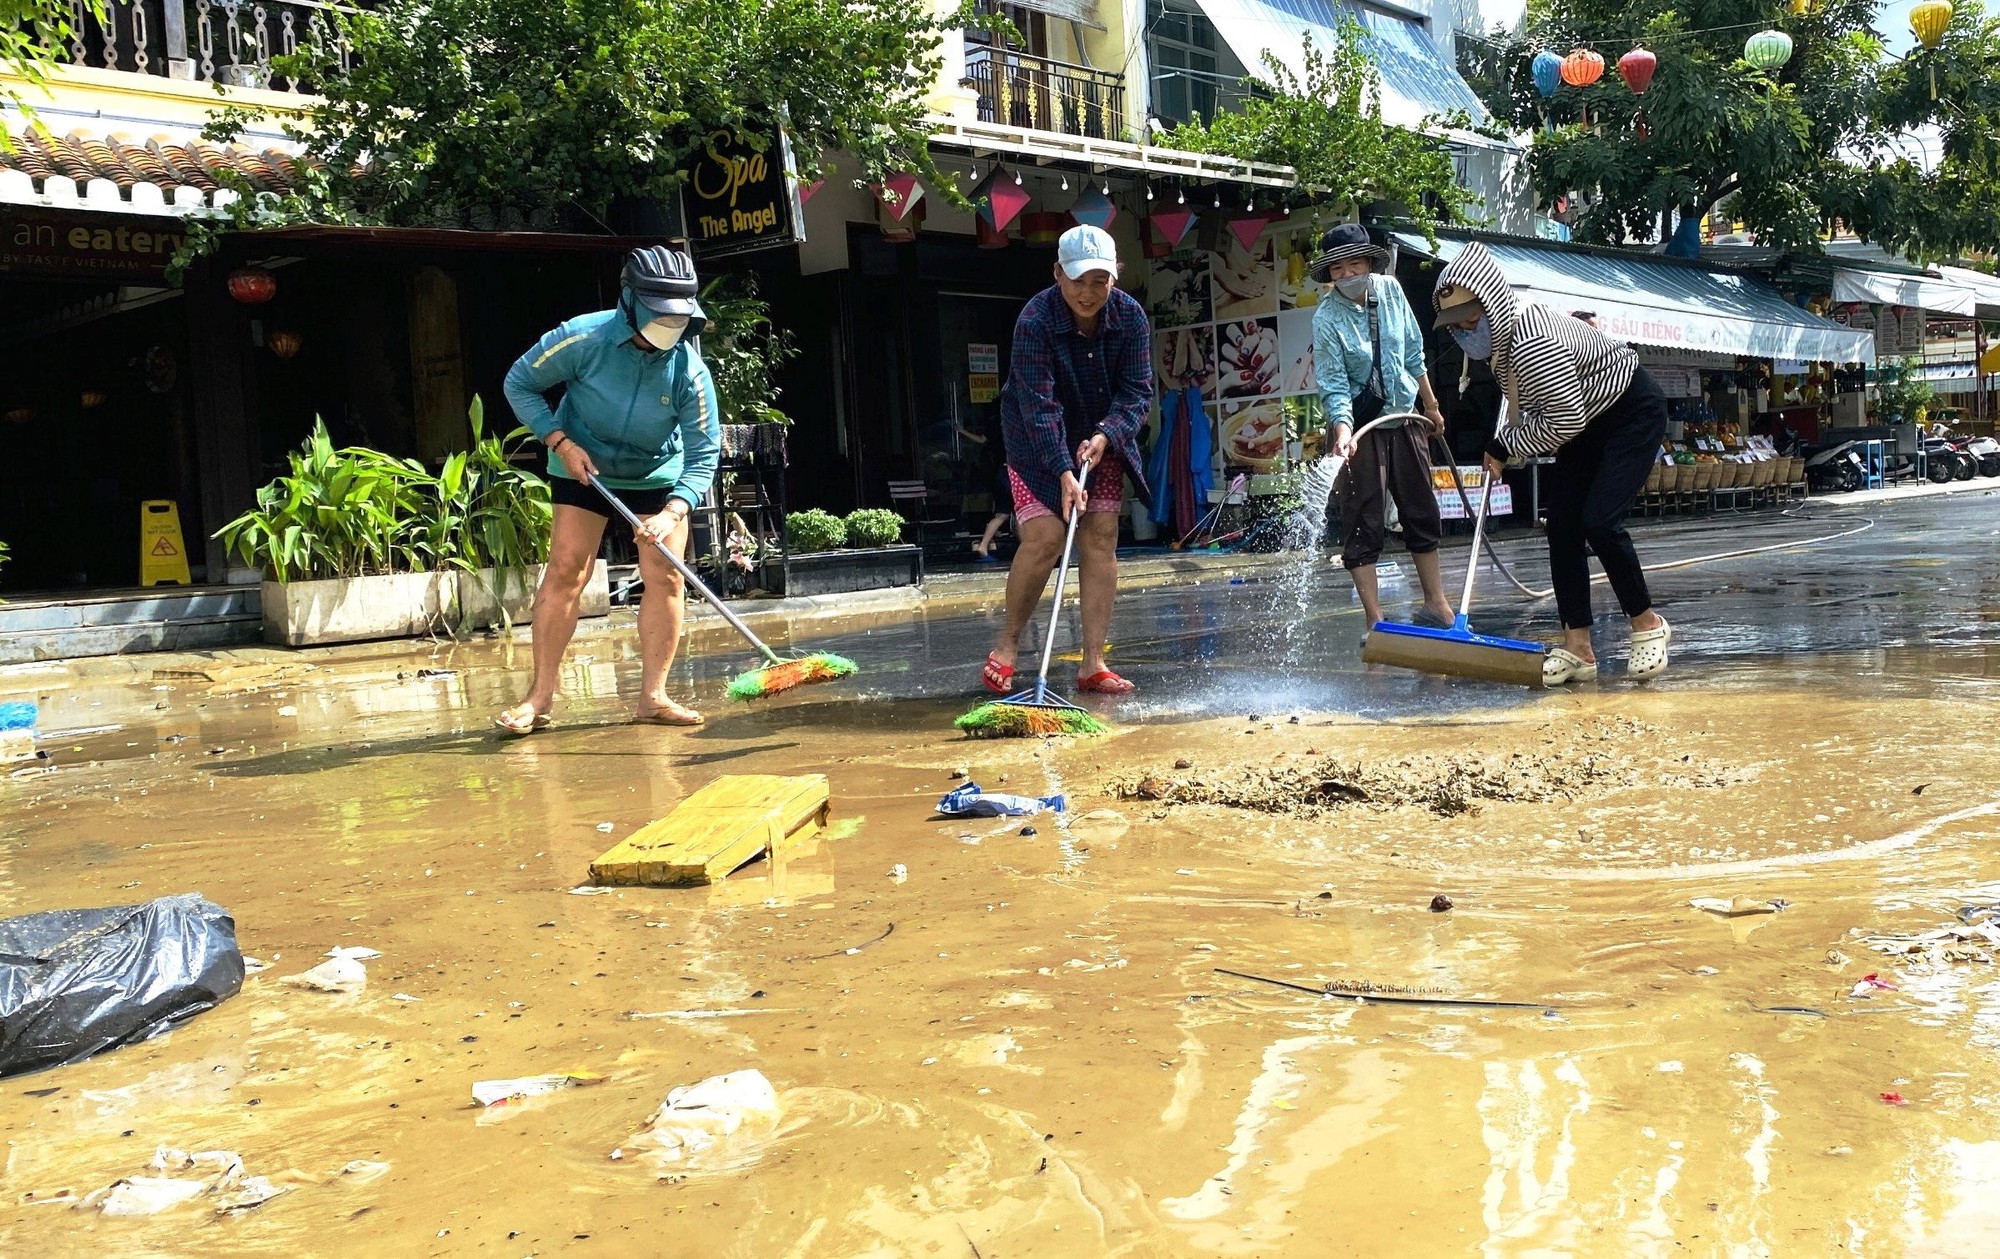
xmin=981 ymin=653 xmax=1016 ymax=695
xmin=1076 ymin=670 xmax=1136 ymax=695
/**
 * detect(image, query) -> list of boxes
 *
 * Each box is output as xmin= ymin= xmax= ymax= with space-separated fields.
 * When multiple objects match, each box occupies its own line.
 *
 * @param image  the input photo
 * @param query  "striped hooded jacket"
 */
xmin=1434 ymin=242 xmax=1638 ymax=461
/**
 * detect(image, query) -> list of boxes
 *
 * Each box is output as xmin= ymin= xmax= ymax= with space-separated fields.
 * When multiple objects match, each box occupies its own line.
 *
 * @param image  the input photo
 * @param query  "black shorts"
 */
xmin=550 ymin=475 xmax=678 ymax=519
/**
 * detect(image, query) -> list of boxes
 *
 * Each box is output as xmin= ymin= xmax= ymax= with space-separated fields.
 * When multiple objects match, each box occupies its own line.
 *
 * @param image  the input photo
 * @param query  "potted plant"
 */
xmin=765 ymin=507 xmax=923 ymax=597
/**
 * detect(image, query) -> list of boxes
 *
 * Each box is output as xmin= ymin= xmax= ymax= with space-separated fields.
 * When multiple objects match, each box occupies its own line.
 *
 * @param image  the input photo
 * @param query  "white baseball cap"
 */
xmin=1058 ymin=225 xmax=1119 ymax=279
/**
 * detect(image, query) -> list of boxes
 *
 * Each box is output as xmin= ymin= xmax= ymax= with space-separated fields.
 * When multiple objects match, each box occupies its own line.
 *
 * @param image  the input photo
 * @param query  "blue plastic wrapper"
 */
xmin=0 ymin=893 xmax=244 ymax=1078
xmin=936 ymin=781 xmax=1065 ymax=818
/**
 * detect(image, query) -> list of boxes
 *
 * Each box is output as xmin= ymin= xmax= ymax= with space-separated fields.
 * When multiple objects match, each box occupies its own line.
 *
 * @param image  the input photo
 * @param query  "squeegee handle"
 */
xmin=1455 ymin=404 xmax=1513 ymax=624
xmin=1035 ymin=460 xmax=1092 ymax=687
xmin=586 ymin=473 xmax=781 ymax=665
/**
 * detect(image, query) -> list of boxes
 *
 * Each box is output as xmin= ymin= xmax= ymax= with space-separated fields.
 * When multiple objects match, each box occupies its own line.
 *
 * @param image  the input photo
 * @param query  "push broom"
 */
xmin=956 ymin=462 xmax=1108 ymax=739
xmin=1358 ymin=408 xmax=1546 ymax=687
xmin=587 ymin=474 xmax=855 ymax=701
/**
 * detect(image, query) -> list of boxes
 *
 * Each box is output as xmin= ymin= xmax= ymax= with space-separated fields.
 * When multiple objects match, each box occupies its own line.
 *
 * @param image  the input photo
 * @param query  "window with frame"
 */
xmin=1147 ymin=0 xmax=1219 ymax=125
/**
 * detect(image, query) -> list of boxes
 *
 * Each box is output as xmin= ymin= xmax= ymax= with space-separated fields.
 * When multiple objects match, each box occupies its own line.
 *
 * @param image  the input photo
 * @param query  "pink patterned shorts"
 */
xmin=1008 ymin=457 xmax=1125 ymax=524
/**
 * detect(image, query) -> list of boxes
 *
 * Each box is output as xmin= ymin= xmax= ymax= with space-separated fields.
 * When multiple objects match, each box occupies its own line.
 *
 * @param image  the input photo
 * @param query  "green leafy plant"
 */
xmin=1875 ymin=358 xmax=1937 ymax=427
xmin=4 ymin=0 xmax=106 ymax=147
xmin=0 ymin=537 xmax=9 ymax=584
xmin=700 ymin=275 xmax=799 ymax=426
xmin=786 ymin=509 xmax=848 ymax=553
xmin=1163 ymin=25 xmax=1476 ymax=238
xmin=216 ymin=419 xmax=432 ymax=582
xmin=844 ymin=508 xmax=906 ymax=548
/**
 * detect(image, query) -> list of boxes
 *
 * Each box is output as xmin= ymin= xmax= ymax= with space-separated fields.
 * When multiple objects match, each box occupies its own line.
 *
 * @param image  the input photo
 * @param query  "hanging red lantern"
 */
xmin=876 ymin=196 xmax=926 ymax=243
xmin=266 ymin=329 xmax=303 ymax=360
xmin=227 ymin=267 xmax=276 ymax=305
xmin=80 ymin=389 xmax=107 ymax=409
xmin=1618 ymin=46 xmax=1657 ymax=95
xmin=1560 ymin=48 xmax=1606 ymax=88
xmin=1020 ymin=211 xmax=1069 ymax=247
xmin=974 ymin=215 xmax=1011 ymax=250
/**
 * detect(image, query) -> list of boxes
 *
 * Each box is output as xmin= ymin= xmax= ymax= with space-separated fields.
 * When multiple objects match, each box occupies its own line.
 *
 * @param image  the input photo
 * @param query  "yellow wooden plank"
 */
xmin=589 ymin=774 xmax=830 ymax=887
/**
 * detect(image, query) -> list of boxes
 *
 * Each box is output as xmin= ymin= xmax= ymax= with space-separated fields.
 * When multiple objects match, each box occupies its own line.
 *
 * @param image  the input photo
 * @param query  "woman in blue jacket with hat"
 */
xmin=494 ymin=245 xmax=722 ymax=734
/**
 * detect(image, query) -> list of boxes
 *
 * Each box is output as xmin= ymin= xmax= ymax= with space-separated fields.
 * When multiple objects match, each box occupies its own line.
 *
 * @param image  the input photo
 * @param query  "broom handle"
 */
xmin=586 ymin=473 xmax=783 ymax=666
xmin=1034 ymin=460 xmax=1092 ymax=686
xmin=1455 ymin=403 xmax=1514 ymax=622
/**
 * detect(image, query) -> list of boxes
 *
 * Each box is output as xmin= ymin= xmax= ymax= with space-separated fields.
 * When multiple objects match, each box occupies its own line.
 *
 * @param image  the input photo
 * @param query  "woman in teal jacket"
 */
xmin=494 ymin=245 xmax=722 ymax=734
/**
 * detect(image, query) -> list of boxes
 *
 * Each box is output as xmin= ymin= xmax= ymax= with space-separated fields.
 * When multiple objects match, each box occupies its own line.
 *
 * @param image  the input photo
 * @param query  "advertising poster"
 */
xmin=1276 ymin=308 xmax=1317 ymax=397
xmin=1271 ymin=225 xmax=1324 ymax=314
xmin=1155 ymin=325 xmax=1217 ymax=398
xmin=1216 ymin=399 xmax=1286 ymax=470
xmin=1210 ymin=234 xmax=1277 ymax=321
xmin=1431 ymin=465 xmax=1514 ymax=519
xmin=1147 ymin=251 xmax=1212 ymax=329
xmin=1217 ymin=317 xmax=1280 ymax=400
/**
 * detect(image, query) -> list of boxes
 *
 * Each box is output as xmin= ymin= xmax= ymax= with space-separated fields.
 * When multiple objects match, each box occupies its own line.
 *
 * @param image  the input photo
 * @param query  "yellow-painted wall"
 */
xmin=2 ymin=63 xmax=305 ymax=133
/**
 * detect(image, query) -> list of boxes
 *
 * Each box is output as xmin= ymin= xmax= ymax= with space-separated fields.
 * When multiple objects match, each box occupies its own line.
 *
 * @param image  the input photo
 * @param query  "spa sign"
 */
xmin=684 ymin=126 xmax=805 ymax=259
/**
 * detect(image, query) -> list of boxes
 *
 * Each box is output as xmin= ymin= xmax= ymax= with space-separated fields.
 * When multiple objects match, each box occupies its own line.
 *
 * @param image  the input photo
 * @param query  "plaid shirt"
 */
xmin=1001 ymin=285 xmax=1153 ymax=515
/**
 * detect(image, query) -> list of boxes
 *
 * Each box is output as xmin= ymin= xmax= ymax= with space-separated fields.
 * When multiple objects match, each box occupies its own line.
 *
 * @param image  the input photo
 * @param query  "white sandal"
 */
xmin=1628 ymin=616 xmax=1672 ymax=681
xmin=1543 ymin=647 xmax=1597 ymax=685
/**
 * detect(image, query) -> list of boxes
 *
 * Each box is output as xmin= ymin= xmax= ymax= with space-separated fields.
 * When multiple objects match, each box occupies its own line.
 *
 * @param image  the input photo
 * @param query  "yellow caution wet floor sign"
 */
xmin=140 ymin=499 xmax=192 ymax=586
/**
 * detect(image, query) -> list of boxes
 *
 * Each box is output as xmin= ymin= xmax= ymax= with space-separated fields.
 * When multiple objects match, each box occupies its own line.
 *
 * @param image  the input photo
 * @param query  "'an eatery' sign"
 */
xmin=684 ymin=127 xmax=805 ymax=258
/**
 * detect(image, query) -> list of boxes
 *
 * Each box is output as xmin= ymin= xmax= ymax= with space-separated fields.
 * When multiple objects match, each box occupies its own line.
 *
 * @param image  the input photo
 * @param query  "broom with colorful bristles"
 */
xmin=588 ymin=474 xmax=857 ymax=702
xmin=956 ymin=462 xmax=1108 ymax=739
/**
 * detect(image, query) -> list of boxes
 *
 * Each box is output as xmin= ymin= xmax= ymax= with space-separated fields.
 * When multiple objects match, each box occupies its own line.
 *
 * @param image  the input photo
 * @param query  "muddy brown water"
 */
xmin=6 ymin=637 xmax=2000 ymax=1256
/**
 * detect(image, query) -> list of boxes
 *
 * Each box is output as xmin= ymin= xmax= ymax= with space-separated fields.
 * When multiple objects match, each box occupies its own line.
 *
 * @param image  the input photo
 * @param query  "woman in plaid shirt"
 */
xmin=981 ymin=226 xmax=1154 ymax=698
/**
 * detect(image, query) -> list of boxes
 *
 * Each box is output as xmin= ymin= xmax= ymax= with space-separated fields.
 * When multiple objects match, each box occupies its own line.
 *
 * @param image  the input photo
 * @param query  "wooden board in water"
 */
xmin=589 ymin=773 xmax=831 ymax=887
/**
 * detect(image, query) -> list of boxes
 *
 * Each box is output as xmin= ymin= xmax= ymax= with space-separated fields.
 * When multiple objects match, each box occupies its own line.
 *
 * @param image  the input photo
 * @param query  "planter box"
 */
xmin=762 ymin=545 xmax=922 ymax=598
xmin=262 ymin=563 xmax=609 ymax=647
xmin=454 ymin=562 xmax=609 ymax=629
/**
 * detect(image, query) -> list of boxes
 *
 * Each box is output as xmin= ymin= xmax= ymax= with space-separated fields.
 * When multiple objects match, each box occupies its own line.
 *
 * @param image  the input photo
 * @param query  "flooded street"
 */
xmin=8 ymin=495 xmax=2000 ymax=1256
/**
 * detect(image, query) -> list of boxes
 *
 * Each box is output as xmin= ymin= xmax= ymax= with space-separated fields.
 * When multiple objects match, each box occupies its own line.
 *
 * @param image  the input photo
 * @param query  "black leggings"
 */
xmin=1543 ymin=369 xmax=1668 ymax=630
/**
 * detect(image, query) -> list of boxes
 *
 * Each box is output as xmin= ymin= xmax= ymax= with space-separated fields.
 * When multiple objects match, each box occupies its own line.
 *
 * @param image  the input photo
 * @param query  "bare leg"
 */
xmin=1349 ymin=563 xmax=1382 ymax=626
xmin=1074 ymin=511 xmax=1120 ymax=676
xmin=976 ymin=513 xmax=1008 ymax=556
xmin=1411 ymin=550 xmax=1454 ymax=621
xmin=500 ymin=505 xmax=606 ymax=728
xmin=1562 ymin=625 xmax=1595 ymax=663
xmin=633 ymin=509 xmax=700 ymax=724
xmin=993 ymin=514 xmax=1065 ymax=670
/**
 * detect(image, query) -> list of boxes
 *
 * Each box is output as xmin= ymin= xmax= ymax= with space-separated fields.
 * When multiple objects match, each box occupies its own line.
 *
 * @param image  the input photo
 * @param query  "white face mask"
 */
xmin=639 ymin=317 xmax=689 ymax=351
xmin=1333 ymin=273 xmax=1372 ymax=302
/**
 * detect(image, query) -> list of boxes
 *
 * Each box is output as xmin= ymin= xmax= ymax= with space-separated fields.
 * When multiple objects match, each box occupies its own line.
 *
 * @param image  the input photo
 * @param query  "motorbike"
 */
xmin=1963 ymin=436 xmax=2000 ymax=478
xmin=1805 ymin=440 xmax=1865 ymax=493
xmin=1926 ymin=425 xmax=1979 ymax=481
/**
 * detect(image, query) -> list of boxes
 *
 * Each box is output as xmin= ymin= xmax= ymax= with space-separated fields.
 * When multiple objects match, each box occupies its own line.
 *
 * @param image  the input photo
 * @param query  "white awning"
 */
xmin=1932 ymin=265 xmax=2000 ymax=320
xmin=1831 ymin=266 xmax=1978 ymax=316
xmin=1010 ymin=0 xmax=1105 ymax=30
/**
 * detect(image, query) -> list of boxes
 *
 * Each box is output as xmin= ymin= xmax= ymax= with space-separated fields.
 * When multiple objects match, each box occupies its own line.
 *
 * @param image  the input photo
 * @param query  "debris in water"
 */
xmin=890 ymin=864 xmax=908 ymax=883
xmin=1849 ymin=973 xmax=1898 ymax=998
xmin=568 ymin=886 xmax=614 ymax=896
xmin=1429 ymin=895 xmax=1453 ymax=913
xmin=1689 ymin=897 xmax=1787 ymax=917
xmin=1214 ymin=967 xmax=1552 ymax=1010
xmin=1020 ymin=826 xmax=1037 ymax=837
xmin=790 ymin=922 xmax=895 ymax=962
xmin=1173 ymin=758 xmax=1193 ymax=770
xmin=621 ymin=1069 xmax=781 ymax=1167
xmin=596 ymin=822 xmax=615 ymax=833
xmin=1862 ymin=918 xmax=2000 ymax=965
xmin=1912 ymin=784 xmax=1928 ymax=795
xmin=472 ymin=1073 xmax=601 ymax=1107
xmin=937 ymin=782 xmax=1063 ymax=818
xmin=282 ymin=952 xmax=368 ymax=994
xmin=1880 ymin=1091 xmax=1909 ymax=1106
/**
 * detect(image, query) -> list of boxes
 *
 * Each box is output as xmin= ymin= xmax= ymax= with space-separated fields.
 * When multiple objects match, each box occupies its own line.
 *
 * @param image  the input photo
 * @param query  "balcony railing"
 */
xmin=962 ymin=46 xmax=1126 ymax=141
xmin=56 ymin=0 xmax=360 ymax=93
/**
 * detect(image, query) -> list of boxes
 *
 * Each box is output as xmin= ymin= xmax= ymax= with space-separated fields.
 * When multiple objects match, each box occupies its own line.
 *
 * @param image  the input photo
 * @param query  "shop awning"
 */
xmin=1933 ymin=265 xmax=2000 ymax=320
xmin=1398 ymin=233 xmax=1877 ymax=364
xmin=1190 ymin=0 xmax=1488 ymax=131
xmin=1831 ymin=265 xmax=1978 ymax=316
xmin=1009 ymin=0 xmax=1105 ymax=30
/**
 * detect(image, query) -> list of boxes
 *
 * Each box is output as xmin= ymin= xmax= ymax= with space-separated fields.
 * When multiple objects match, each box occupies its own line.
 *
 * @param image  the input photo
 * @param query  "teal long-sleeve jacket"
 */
xmin=1312 ymin=275 xmax=1429 ymax=433
xmin=503 ymin=306 xmax=722 ymax=500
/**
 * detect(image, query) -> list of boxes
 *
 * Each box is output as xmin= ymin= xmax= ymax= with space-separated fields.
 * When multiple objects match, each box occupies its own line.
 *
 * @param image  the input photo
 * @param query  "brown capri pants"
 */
xmin=1337 ymin=423 xmax=1443 ymax=570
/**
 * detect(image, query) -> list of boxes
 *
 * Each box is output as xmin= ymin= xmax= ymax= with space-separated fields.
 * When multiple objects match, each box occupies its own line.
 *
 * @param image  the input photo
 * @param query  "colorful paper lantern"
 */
xmin=1910 ymin=0 xmax=1953 ymax=48
xmin=1147 ymin=207 xmax=1197 ymax=250
xmin=80 ymin=389 xmax=107 ymax=409
xmin=1068 ymin=188 xmax=1116 ymax=231
xmin=1530 ymin=50 xmax=1563 ymax=99
xmin=1618 ymin=46 xmax=1657 ymax=95
xmin=975 ymin=214 xmax=1011 ymax=250
xmin=1020 ymin=211 xmax=1068 ymax=247
xmin=796 ymin=180 xmax=824 ymax=206
xmin=1744 ymin=30 xmax=1793 ymax=71
xmin=876 ymin=195 xmax=926 ymax=242
xmin=267 ymin=329 xmax=303 ymax=360
xmin=227 ymin=267 xmax=276 ymax=305
xmin=1227 ymin=213 xmax=1270 ymax=252
xmin=971 ymin=170 xmax=1032 ymax=232
xmin=875 ymin=173 xmax=925 ymax=221
xmin=1560 ymin=48 xmax=1605 ymax=88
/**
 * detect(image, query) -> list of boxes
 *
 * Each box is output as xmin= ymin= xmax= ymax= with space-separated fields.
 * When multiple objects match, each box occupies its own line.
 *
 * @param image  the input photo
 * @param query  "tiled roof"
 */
xmin=0 ymin=127 xmax=319 ymax=215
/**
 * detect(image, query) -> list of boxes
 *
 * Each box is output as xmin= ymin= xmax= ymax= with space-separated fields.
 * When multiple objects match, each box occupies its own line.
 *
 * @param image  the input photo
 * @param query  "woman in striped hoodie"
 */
xmin=1431 ymin=242 xmax=1671 ymax=684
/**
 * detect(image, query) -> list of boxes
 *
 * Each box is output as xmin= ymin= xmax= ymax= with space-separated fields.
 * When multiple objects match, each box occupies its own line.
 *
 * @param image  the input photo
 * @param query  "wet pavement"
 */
xmin=7 ymin=492 xmax=2000 ymax=1255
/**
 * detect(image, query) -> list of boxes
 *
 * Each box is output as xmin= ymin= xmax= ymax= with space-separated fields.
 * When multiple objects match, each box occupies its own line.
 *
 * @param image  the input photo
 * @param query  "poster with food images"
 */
xmin=1217 ymin=399 xmax=1285 ymax=470
xmin=1210 ymin=234 xmax=1276 ymax=321
xmin=1154 ymin=325 xmax=1217 ymax=398
xmin=1271 ymin=226 xmax=1323 ymax=313
xmin=1275 ymin=308 xmax=1317 ymax=398
xmin=1216 ymin=318 xmax=1280 ymax=400
xmin=1146 ymin=251 xmax=1212 ymax=330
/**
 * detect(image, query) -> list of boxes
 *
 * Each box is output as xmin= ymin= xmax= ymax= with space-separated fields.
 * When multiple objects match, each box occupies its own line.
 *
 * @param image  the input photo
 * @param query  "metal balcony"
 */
xmin=52 ymin=0 xmax=360 ymax=93
xmin=962 ymin=46 xmax=1127 ymax=142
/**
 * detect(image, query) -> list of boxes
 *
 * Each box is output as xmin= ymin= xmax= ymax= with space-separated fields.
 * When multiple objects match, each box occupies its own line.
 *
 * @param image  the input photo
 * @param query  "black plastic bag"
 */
xmin=0 ymin=893 xmax=244 ymax=1078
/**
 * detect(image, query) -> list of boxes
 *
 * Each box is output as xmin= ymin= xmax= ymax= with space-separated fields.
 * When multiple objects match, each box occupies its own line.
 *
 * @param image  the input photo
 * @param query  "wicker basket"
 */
xmin=1722 ymin=463 xmax=1746 ymax=489
xmin=1644 ymin=464 xmax=1664 ymax=494
xmin=1787 ymin=456 xmax=1806 ymax=484
xmin=1693 ymin=463 xmax=1717 ymax=492
xmin=1750 ymin=460 xmax=1774 ymax=488
xmin=1675 ymin=464 xmax=1697 ymax=492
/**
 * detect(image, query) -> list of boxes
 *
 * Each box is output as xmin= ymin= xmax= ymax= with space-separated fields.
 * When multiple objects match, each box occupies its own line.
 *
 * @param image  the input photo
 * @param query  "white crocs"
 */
xmin=1543 ymin=647 xmax=1598 ymax=685
xmin=1628 ymin=616 xmax=1672 ymax=681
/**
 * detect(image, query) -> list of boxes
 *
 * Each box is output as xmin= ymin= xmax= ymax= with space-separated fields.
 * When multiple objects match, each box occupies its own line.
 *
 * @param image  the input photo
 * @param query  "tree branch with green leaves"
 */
xmin=2 ymin=0 xmax=107 ymax=151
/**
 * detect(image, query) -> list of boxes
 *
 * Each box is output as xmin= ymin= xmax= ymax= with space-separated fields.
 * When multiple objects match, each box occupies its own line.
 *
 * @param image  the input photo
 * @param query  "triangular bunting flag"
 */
xmin=970 ymin=171 xmax=1032 ymax=232
xmin=1069 ymin=188 xmax=1117 ymax=231
xmin=876 ymin=172 xmax=925 ymax=221
xmin=1227 ymin=212 xmax=1271 ymax=252
xmin=796 ymin=180 xmax=824 ymax=206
